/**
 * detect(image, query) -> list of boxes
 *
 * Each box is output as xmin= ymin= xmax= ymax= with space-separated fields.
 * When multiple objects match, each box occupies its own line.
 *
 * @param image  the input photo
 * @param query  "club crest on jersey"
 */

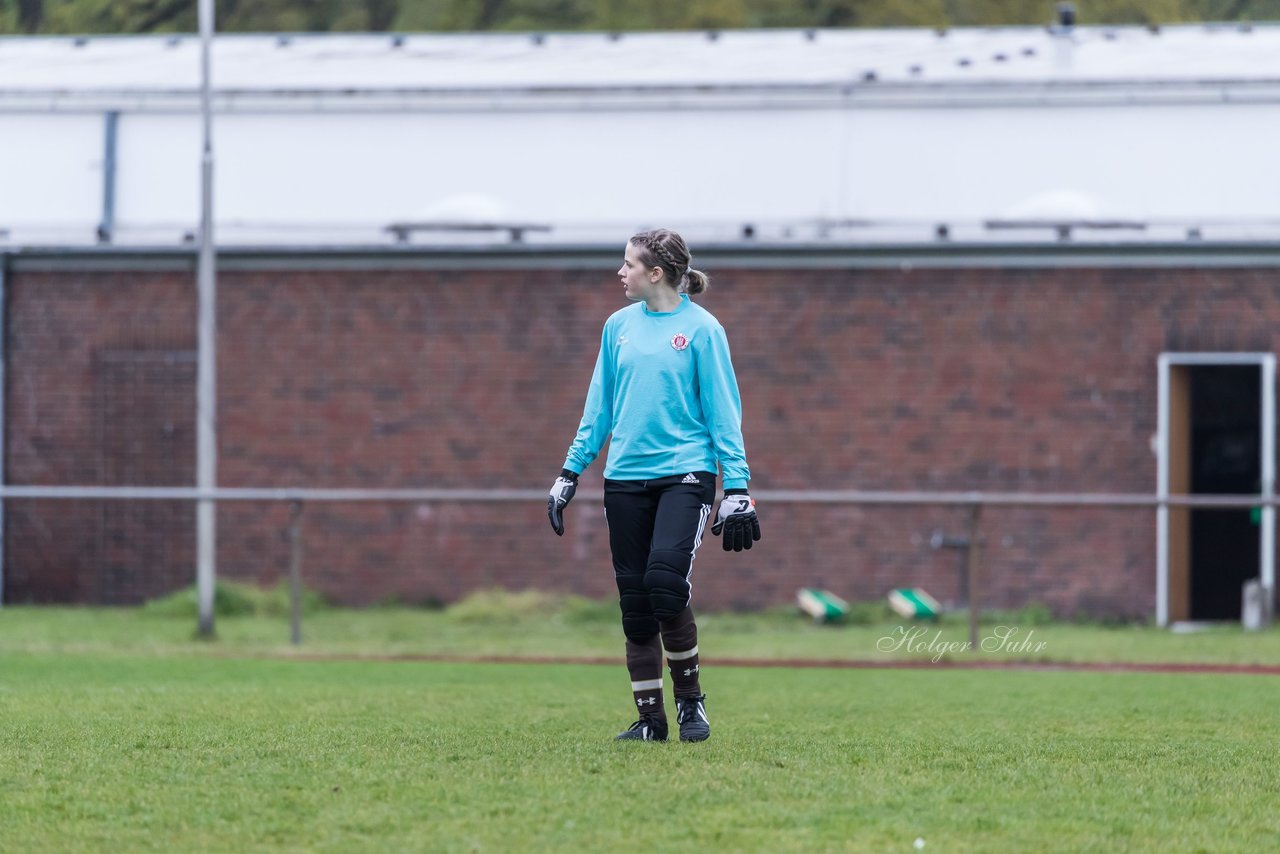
xmin=670 ymin=333 xmax=690 ymax=351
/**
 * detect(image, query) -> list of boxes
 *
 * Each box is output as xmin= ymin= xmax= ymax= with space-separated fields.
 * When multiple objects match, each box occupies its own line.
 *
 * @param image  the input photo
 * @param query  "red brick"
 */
xmin=4 ymin=264 xmax=1274 ymax=618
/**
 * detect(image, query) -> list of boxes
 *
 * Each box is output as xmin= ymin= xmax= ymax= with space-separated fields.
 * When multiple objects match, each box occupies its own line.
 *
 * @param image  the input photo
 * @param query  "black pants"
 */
xmin=604 ymin=471 xmax=715 ymax=641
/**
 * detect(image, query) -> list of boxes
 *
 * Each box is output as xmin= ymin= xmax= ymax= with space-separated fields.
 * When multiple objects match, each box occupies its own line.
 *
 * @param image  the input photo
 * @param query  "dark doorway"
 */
xmin=1189 ymin=365 xmax=1261 ymax=620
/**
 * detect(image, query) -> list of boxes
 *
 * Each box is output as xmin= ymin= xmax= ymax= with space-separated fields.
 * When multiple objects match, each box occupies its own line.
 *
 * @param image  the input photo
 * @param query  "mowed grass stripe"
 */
xmin=9 ymin=605 xmax=1280 ymax=667
xmin=2 ymin=654 xmax=1278 ymax=852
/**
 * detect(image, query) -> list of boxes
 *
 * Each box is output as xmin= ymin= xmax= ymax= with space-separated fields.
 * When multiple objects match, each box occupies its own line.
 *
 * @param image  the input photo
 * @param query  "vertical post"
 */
xmin=1155 ymin=354 xmax=1169 ymax=627
xmin=0 ymin=255 xmax=6 ymax=609
xmin=97 ymin=110 xmax=119 ymax=244
xmin=289 ymin=500 xmax=304 ymax=646
xmin=966 ymin=503 xmax=983 ymax=650
xmin=1261 ymin=355 xmax=1276 ymax=609
xmin=195 ymin=0 xmax=218 ymax=638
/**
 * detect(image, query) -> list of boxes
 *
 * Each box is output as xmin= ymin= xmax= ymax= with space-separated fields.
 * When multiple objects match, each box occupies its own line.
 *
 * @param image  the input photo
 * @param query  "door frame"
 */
xmin=1156 ymin=353 xmax=1276 ymax=626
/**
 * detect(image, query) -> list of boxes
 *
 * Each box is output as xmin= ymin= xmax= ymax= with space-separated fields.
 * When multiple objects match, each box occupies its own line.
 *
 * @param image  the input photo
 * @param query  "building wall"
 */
xmin=6 ymin=259 xmax=1278 ymax=617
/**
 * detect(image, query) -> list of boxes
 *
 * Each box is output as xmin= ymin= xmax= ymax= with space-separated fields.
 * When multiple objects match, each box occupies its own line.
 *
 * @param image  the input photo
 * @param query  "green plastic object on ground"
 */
xmin=889 ymin=587 xmax=942 ymax=620
xmin=796 ymin=588 xmax=850 ymax=623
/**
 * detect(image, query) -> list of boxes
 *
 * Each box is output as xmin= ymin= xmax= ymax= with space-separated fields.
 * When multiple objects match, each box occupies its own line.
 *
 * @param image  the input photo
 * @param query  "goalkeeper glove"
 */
xmin=547 ymin=469 xmax=579 ymax=536
xmin=710 ymin=490 xmax=761 ymax=552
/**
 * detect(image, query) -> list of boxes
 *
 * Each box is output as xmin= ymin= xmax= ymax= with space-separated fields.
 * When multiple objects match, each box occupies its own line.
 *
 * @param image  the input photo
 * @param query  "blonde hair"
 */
xmin=629 ymin=228 xmax=710 ymax=296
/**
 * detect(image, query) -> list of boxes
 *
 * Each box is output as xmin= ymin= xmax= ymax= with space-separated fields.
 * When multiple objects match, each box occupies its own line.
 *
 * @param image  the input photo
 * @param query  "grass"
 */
xmin=3 ymin=652 xmax=1279 ymax=852
xmin=4 ymin=587 xmax=1280 ymax=666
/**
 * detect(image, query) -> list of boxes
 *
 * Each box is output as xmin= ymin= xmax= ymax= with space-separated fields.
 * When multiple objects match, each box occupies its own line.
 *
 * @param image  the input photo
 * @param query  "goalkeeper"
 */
xmin=548 ymin=228 xmax=760 ymax=744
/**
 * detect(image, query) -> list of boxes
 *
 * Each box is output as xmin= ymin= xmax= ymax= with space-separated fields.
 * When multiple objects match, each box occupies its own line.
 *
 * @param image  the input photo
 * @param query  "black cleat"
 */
xmin=615 ymin=715 xmax=668 ymax=742
xmin=675 ymin=694 xmax=710 ymax=742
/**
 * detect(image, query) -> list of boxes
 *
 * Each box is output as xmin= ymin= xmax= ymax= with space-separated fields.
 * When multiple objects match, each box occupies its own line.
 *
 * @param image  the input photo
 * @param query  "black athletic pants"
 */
xmin=604 ymin=471 xmax=715 ymax=641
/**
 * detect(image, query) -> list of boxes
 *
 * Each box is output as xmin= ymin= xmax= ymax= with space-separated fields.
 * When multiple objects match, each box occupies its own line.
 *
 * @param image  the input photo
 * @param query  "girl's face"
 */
xmin=618 ymin=241 xmax=664 ymax=303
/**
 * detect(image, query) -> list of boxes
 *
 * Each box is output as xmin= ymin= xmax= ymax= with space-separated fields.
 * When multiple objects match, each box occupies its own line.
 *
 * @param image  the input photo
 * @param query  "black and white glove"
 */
xmin=547 ymin=469 xmax=579 ymax=536
xmin=710 ymin=490 xmax=761 ymax=552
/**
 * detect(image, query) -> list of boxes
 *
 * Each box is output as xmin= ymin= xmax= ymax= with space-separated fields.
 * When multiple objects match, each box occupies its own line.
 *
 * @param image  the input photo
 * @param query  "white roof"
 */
xmin=2 ymin=25 xmax=1279 ymax=248
xmin=3 ymin=25 xmax=1280 ymax=96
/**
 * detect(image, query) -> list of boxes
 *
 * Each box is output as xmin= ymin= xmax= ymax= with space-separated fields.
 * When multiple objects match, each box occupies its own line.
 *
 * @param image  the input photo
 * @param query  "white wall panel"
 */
xmin=0 ymin=114 xmax=104 ymax=228
xmin=844 ymin=104 xmax=1280 ymax=221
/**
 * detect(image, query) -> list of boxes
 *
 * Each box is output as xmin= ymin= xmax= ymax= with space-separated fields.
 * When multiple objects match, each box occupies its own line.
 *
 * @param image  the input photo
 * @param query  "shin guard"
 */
xmin=625 ymin=634 xmax=665 ymax=718
xmin=660 ymin=606 xmax=702 ymax=698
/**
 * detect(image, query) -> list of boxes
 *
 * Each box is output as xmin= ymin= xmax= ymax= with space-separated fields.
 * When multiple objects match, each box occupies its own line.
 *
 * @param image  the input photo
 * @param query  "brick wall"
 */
xmin=6 ymin=260 xmax=1278 ymax=617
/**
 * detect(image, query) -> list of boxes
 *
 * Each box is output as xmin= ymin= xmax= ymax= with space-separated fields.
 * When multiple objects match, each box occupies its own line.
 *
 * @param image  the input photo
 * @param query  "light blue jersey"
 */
xmin=564 ymin=294 xmax=750 ymax=490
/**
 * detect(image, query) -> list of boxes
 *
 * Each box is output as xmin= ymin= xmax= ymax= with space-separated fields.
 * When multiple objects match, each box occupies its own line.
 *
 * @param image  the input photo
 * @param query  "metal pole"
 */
xmin=97 ymin=110 xmax=119 ymax=244
xmin=289 ymin=500 xmax=304 ymax=645
xmin=196 ymin=0 xmax=218 ymax=638
xmin=0 ymin=254 xmax=6 ymax=609
xmin=1261 ymin=355 xmax=1276 ymax=610
xmin=966 ymin=503 xmax=983 ymax=650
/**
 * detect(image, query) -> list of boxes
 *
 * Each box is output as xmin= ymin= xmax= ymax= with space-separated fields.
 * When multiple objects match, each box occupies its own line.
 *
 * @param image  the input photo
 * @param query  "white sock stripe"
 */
xmin=666 ymin=645 xmax=699 ymax=661
xmin=631 ymin=678 xmax=663 ymax=691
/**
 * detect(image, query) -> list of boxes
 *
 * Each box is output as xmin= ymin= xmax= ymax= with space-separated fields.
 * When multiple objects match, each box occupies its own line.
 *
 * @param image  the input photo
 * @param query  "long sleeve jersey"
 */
xmin=563 ymin=294 xmax=751 ymax=490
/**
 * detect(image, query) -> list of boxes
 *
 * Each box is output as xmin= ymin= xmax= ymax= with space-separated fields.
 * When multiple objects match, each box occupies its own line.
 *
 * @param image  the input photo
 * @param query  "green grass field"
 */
xmin=4 ymin=597 xmax=1280 ymax=851
xmin=4 ymin=652 xmax=1279 ymax=852
xmin=5 ymin=592 xmax=1280 ymax=666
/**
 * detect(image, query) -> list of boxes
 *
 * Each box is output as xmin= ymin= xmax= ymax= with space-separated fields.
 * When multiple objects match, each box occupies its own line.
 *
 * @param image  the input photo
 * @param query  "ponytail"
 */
xmin=683 ymin=267 xmax=710 ymax=296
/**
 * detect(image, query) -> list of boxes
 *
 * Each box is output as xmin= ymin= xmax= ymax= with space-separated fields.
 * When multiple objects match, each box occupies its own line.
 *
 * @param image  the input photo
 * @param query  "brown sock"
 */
xmin=625 ymin=634 xmax=666 ymax=719
xmin=660 ymin=606 xmax=702 ymax=698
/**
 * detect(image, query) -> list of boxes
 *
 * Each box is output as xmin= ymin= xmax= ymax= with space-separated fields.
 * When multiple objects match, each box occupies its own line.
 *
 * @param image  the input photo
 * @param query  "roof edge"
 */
xmin=6 ymin=240 xmax=1280 ymax=272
